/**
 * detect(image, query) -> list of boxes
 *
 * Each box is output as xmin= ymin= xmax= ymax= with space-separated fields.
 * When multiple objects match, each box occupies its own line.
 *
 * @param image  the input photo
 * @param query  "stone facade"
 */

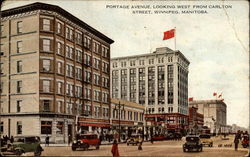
xmin=189 ymin=99 xmax=227 ymax=134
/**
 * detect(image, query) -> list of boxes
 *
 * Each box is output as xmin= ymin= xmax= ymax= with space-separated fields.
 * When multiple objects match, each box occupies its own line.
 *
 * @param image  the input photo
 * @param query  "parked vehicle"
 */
xmin=72 ymin=134 xmax=100 ymax=151
xmin=127 ymin=134 xmax=141 ymax=146
xmin=200 ymin=134 xmax=213 ymax=147
xmin=241 ymin=135 xmax=249 ymax=148
xmin=4 ymin=136 xmax=43 ymax=156
xmin=183 ymin=135 xmax=203 ymax=152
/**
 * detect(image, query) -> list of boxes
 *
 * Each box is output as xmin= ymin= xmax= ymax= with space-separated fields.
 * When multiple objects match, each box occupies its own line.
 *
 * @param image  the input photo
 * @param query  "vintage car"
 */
xmin=199 ymin=134 xmax=213 ymax=147
xmin=127 ymin=134 xmax=142 ymax=146
xmin=72 ymin=134 xmax=100 ymax=151
xmin=183 ymin=135 xmax=203 ymax=152
xmin=241 ymin=135 xmax=249 ymax=148
xmin=3 ymin=136 xmax=43 ymax=156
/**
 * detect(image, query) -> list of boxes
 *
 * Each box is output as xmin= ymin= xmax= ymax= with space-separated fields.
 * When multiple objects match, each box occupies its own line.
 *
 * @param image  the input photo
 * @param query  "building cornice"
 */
xmin=111 ymin=47 xmax=190 ymax=65
xmin=189 ymin=99 xmax=227 ymax=107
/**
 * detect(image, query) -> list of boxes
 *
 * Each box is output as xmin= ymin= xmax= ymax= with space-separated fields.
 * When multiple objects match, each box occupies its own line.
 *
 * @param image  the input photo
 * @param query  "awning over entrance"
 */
xmin=79 ymin=122 xmax=111 ymax=127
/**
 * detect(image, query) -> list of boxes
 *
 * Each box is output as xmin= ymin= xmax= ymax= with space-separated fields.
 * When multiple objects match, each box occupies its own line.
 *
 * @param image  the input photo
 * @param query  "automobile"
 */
xmin=72 ymin=134 xmax=100 ymax=151
xmin=200 ymin=134 xmax=213 ymax=147
xmin=183 ymin=135 xmax=203 ymax=152
xmin=127 ymin=134 xmax=141 ymax=146
xmin=4 ymin=136 xmax=43 ymax=156
xmin=241 ymin=135 xmax=249 ymax=148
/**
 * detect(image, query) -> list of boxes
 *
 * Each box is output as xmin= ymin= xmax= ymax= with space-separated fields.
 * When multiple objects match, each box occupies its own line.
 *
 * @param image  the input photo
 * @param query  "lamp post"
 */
xmin=144 ymin=109 xmax=149 ymax=141
xmin=114 ymin=101 xmax=124 ymax=142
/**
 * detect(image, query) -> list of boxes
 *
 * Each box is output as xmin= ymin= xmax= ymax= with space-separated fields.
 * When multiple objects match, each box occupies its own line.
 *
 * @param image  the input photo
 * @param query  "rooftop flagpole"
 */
xmin=174 ymin=27 xmax=176 ymax=51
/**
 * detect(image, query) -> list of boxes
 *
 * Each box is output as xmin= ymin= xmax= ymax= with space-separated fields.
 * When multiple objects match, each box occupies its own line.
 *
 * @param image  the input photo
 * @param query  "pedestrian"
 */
xmin=138 ymin=142 xmax=142 ymax=150
xmin=68 ymin=134 xmax=71 ymax=146
xmin=45 ymin=135 xmax=50 ymax=147
xmin=111 ymin=140 xmax=120 ymax=157
xmin=150 ymin=137 xmax=154 ymax=144
xmin=10 ymin=136 xmax=14 ymax=143
xmin=234 ymin=130 xmax=241 ymax=151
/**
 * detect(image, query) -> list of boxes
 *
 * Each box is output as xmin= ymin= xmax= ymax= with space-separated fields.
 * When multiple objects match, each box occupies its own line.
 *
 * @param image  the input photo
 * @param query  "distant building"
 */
xmin=189 ymin=99 xmax=227 ymax=134
xmin=111 ymin=47 xmax=190 ymax=134
xmin=188 ymin=106 xmax=204 ymax=134
xmin=110 ymin=98 xmax=144 ymax=141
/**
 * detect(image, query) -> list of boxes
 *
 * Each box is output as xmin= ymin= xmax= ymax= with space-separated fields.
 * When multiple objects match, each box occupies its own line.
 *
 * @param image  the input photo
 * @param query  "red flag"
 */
xmin=188 ymin=97 xmax=193 ymax=101
xmin=218 ymin=93 xmax=222 ymax=98
xmin=163 ymin=29 xmax=175 ymax=40
xmin=213 ymin=92 xmax=217 ymax=96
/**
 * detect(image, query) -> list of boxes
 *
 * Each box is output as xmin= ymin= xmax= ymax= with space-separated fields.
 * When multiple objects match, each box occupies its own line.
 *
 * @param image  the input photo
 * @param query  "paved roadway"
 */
xmin=31 ymin=135 xmax=250 ymax=156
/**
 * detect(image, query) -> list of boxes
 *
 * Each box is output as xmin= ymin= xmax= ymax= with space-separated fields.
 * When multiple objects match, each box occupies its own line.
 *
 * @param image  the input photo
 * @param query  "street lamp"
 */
xmin=143 ymin=109 xmax=149 ymax=141
xmin=114 ymin=101 xmax=124 ymax=142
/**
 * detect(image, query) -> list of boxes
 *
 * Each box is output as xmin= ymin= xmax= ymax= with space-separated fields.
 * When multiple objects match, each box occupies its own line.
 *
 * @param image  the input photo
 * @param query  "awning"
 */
xmin=79 ymin=122 xmax=111 ymax=127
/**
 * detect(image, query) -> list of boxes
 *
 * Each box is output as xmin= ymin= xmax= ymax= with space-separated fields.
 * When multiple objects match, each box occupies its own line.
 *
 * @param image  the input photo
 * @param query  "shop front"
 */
xmin=78 ymin=117 xmax=111 ymax=142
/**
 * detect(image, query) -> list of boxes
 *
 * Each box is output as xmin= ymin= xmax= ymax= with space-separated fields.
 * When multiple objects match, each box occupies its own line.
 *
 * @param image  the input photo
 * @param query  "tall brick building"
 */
xmin=0 ymin=3 xmax=113 ymax=143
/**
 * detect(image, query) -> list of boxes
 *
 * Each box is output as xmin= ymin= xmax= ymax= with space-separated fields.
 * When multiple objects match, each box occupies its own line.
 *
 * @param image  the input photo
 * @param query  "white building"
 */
xmin=189 ymin=99 xmax=227 ymax=134
xmin=111 ymin=47 xmax=190 ymax=133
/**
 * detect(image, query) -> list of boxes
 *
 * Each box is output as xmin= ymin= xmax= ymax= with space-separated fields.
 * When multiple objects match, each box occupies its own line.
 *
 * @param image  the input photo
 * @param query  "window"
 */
xmin=43 ymin=19 xmax=50 ymax=31
xmin=17 ymin=21 xmax=22 ymax=33
xmin=43 ymin=80 xmax=50 ymax=92
xmin=57 ymin=101 xmax=62 ymax=113
xmin=17 ymin=121 xmax=22 ymax=134
xmin=56 ymin=121 xmax=64 ymax=134
xmin=17 ymin=41 xmax=22 ymax=53
xmin=66 ymin=27 xmax=73 ymax=40
xmin=17 ymin=61 xmax=22 ymax=73
xmin=43 ymin=100 xmax=50 ymax=111
xmin=0 ymin=81 xmax=3 ymax=93
xmin=41 ymin=121 xmax=52 ymax=134
xmin=84 ymin=36 xmax=91 ymax=49
xmin=57 ymin=22 xmax=62 ymax=34
xmin=57 ymin=82 xmax=62 ymax=94
xmin=57 ymin=62 xmax=62 ymax=74
xmin=0 ymin=122 xmax=3 ymax=134
xmin=43 ymin=39 xmax=51 ymax=52
xmin=17 ymin=81 xmax=22 ymax=93
xmin=43 ymin=59 xmax=50 ymax=72
xmin=76 ymin=32 xmax=82 ymax=44
xmin=0 ymin=63 xmax=3 ymax=74
xmin=57 ymin=42 xmax=62 ymax=55
xmin=0 ymin=25 xmax=3 ymax=36
xmin=66 ymin=46 xmax=74 ymax=59
xmin=17 ymin=100 xmax=22 ymax=112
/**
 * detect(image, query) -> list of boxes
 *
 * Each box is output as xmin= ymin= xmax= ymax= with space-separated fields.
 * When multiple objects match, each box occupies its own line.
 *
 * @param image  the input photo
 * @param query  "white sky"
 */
xmin=2 ymin=0 xmax=249 ymax=128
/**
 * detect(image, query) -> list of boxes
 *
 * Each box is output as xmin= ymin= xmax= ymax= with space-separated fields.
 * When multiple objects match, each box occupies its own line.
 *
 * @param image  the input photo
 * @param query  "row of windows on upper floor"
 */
xmin=0 ymin=56 xmax=109 ymax=80
xmin=41 ymin=18 xmax=110 ymax=55
xmin=0 ymin=19 xmax=110 ymax=57
xmin=112 ymin=109 xmax=143 ymax=121
xmin=112 ymin=56 xmax=174 ymax=68
xmin=111 ymin=65 xmax=174 ymax=76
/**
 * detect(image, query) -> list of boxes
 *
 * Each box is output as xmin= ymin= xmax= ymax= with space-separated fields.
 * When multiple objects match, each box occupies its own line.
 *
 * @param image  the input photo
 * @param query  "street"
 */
xmin=39 ymin=135 xmax=248 ymax=157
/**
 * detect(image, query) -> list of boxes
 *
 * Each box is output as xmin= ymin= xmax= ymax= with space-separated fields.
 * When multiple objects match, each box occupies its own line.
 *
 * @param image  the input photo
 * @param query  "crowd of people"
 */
xmin=234 ymin=130 xmax=249 ymax=151
xmin=0 ymin=135 xmax=14 ymax=147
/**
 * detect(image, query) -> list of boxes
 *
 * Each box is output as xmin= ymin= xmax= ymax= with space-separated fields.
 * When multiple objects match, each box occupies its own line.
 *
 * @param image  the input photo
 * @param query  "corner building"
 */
xmin=111 ymin=47 xmax=190 ymax=134
xmin=0 ymin=3 xmax=114 ymax=144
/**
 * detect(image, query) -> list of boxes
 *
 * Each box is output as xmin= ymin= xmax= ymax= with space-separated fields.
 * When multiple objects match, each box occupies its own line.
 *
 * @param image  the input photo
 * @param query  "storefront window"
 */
xmin=41 ymin=121 xmax=52 ymax=134
xmin=0 ymin=122 xmax=3 ymax=134
xmin=56 ymin=121 xmax=64 ymax=134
